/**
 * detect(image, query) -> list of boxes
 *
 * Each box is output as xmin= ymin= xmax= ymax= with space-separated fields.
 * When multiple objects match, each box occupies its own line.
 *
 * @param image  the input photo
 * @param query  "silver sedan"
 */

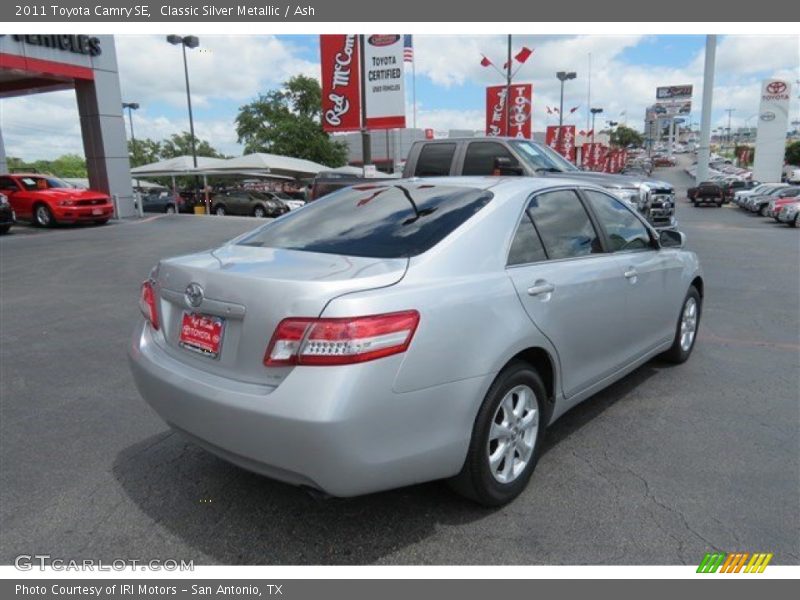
xmin=129 ymin=177 xmax=703 ymax=506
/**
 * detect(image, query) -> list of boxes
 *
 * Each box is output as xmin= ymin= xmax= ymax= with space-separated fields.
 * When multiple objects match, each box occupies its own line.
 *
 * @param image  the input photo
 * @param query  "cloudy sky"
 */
xmin=1 ymin=34 xmax=798 ymax=161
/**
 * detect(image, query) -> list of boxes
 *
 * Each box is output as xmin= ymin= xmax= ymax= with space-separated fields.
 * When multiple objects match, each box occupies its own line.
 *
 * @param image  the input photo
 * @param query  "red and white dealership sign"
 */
xmin=363 ymin=34 xmax=406 ymax=130
xmin=581 ymin=143 xmax=607 ymax=171
xmin=486 ymin=84 xmax=532 ymax=138
xmin=320 ymin=35 xmax=362 ymax=132
xmin=545 ymin=125 xmax=576 ymax=163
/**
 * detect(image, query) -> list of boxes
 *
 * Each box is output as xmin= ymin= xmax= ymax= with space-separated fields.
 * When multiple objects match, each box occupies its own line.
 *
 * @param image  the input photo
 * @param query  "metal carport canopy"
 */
xmin=129 ymin=155 xmax=229 ymax=177
xmin=212 ymin=153 xmax=329 ymax=178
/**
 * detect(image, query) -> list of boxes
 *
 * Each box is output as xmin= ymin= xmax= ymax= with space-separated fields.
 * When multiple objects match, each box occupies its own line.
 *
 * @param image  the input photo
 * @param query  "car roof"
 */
xmin=2 ymin=173 xmax=51 ymax=178
xmin=394 ymin=175 xmax=614 ymax=197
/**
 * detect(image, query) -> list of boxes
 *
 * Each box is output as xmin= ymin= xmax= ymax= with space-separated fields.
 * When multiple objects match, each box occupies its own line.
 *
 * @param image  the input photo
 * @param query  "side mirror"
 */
xmin=659 ymin=229 xmax=685 ymax=249
xmin=493 ymin=156 xmax=524 ymax=176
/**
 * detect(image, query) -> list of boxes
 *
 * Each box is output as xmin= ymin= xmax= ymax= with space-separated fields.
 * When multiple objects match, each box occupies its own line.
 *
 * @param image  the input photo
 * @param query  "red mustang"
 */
xmin=0 ymin=173 xmax=114 ymax=227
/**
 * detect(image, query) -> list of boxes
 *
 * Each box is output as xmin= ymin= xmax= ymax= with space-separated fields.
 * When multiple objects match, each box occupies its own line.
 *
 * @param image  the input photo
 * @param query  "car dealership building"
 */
xmin=0 ymin=34 xmax=134 ymax=217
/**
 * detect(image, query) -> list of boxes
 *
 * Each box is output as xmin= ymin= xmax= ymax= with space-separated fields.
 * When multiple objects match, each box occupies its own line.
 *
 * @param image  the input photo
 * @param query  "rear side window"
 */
xmin=583 ymin=190 xmax=651 ymax=252
xmin=414 ymin=143 xmax=456 ymax=177
xmin=463 ymin=142 xmax=519 ymax=176
xmin=0 ymin=177 xmax=18 ymax=191
xmin=238 ymin=183 xmax=493 ymax=259
xmin=527 ymin=189 xmax=601 ymax=260
xmin=507 ymin=215 xmax=546 ymax=266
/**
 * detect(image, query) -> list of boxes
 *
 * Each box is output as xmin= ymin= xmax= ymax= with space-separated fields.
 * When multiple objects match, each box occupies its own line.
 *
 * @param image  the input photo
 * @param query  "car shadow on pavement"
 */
xmin=112 ymin=362 xmax=664 ymax=565
xmin=112 ymin=430 xmax=491 ymax=565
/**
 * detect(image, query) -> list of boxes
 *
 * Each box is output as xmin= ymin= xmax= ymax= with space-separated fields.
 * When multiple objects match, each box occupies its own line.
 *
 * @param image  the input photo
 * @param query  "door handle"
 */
xmin=527 ymin=281 xmax=555 ymax=296
xmin=624 ymin=268 xmax=638 ymax=279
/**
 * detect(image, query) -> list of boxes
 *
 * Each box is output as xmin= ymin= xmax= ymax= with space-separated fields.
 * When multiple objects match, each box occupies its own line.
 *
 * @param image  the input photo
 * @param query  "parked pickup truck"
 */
xmin=312 ymin=138 xmax=677 ymax=229
xmin=690 ymin=181 xmax=724 ymax=207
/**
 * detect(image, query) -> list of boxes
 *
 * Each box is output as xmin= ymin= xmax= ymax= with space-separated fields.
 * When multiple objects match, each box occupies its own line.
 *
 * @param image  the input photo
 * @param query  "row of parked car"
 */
xmin=731 ymin=183 xmax=800 ymax=227
xmin=138 ymin=188 xmax=306 ymax=218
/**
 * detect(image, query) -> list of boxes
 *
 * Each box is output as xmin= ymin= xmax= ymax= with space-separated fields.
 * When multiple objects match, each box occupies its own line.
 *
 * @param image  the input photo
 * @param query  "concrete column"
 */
xmin=0 ymin=126 xmax=7 ymax=174
xmin=696 ymin=35 xmax=716 ymax=185
xmin=74 ymin=38 xmax=134 ymax=217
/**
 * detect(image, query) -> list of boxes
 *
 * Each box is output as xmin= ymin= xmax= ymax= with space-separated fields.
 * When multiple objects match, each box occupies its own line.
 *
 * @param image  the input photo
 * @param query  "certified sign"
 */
xmin=363 ymin=34 xmax=406 ymax=130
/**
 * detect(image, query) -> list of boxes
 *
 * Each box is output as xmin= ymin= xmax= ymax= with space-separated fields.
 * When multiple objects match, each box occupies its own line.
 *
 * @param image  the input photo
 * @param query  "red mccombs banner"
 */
xmin=581 ymin=143 xmax=607 ymax=171
xmin=320 ymin=34 xmax=362 ymax=133
xmin=545 ymin=125 xmax=576 ymax=163
xmin=486 ymin=83 xmax=533 ymax=138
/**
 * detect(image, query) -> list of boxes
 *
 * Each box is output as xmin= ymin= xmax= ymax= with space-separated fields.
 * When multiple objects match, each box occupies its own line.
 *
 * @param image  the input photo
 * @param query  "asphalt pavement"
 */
xmin=1 ymin=166 xmax=798 ymax=566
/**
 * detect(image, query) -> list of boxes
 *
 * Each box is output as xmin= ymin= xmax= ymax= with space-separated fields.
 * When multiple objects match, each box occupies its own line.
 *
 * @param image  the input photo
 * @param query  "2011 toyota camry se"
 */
xmin=129 ymin=177 xmax=703 ymax=506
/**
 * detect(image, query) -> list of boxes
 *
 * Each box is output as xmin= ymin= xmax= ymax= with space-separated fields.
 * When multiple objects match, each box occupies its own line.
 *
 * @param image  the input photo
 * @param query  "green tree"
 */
xmin=235 ymin=75 xmax=348 ymax=167
xmin=786 ymin=141 xmax=800 ymax=166
xmin=160 ymin=132 xmax=223 ymax=159
xmin=610 ymin=125 xmax=645 ymax=148
xmin=127 ymin=138 xmax=162 ymax=167
xmin=49 ymin=154 xmax=87 ymax=178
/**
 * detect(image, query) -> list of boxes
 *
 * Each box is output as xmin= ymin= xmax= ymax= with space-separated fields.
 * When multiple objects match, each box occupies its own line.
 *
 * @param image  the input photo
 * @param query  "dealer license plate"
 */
xmin=179 ymin=312 xmax=225 ymax=359
xmin=92 ymin=208 xmax=103 ymax=215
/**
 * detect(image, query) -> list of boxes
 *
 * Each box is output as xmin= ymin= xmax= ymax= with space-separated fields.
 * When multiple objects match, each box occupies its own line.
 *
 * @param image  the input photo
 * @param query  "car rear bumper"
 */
xmin=128 ymin=321 xmax=486 ymax=496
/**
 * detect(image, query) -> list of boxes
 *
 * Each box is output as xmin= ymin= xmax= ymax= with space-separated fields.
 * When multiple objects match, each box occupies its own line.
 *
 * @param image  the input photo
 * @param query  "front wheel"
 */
xmin=759 ymin=205 xmax=769 ymax=217
xmin=34 ymin=204 xmax=55 ymax=227
xmin=165 ymin=204 xmax=176 ymax=214
xmin=660 ymin=286 xmax=702 ymax=364
xmin=214 ymin=205 xmax=226 ymax=216
xmin=448 ymin=361 xmax=546 ymax=506
xmin=791 ymin=214 xmax=799 ymax=228
xmin=253 ymin=205 xmax=267 ymax=218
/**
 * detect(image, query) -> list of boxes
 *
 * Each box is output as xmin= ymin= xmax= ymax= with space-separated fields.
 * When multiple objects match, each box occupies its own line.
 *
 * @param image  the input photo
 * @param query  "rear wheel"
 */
xmin=214 ymin=205 xmax=226 ymax=216
xmin=253 ymin=205 xmax=267 ymax=218
xmin=165 ymin=204 xmax=177 ymax=214
xmin=448 ymin=361 xmax=546 ymax=506
xmin=34 ymin=203 xmax=54 ymax=227
xmin=791 ymin=214 xmax=799 ymax=228
xmin=759 ymin=205 xmax=769 ymax=217
xmin=661 ymin=286 xmax=701 ymax=364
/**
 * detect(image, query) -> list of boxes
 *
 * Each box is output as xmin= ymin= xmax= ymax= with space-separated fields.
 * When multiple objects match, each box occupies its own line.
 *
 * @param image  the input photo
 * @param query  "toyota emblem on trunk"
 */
xmin=185 ymin=283 xmax=204 ymax=308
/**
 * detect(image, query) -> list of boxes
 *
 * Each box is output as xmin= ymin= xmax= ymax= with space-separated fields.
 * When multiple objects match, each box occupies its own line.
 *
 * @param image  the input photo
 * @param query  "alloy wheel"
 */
xmin=487 ymin=385 xmax=539 ymax=484
xmin=680 ymin=297 xmax=698 ymax=352
xmin=36 ymin=205 xmax=51 ymax=226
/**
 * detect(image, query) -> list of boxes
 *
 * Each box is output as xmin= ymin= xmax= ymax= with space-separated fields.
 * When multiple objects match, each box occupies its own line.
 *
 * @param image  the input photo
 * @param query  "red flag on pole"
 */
xmin=546 ymin=106 xmax=552 ymax=115
xmin=514 ymin=47 xmax=533 ymax=64
xmin=553 ymin=107 xmax=560 ymax=114
xmin=569 ymin=106 xmax=579 ymax=113
xmin=480 ymin=55 xmax=492 ymax=67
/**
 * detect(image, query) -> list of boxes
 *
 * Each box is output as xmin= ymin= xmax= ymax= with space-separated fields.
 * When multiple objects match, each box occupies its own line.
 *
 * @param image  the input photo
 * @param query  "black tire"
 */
xmin=716 ymin=200 xmax=723 ymax=207
xmin=661 ymin=286 xmax=702 ymax=364
xmin=213 ymin=204 xmax=226 ymax=216
xmin=0 ymin=224 xmax=10 ymax=235
xmin=759 ymin=205 xmax=769 ymax=217
xmin=33 ymin=203 xmax=55 ymax=227
xmin=448 ymin=361 xmax=547 ymax=507
xmin=165 ymin=204 xmax=177 ymax=214
xmin=253 ymin=205 xmax=267 ymax=218
xmin=93 ymin=219 xmax=109 ymax=226
xmin=791 ymin=214 xmax=799 ymax=228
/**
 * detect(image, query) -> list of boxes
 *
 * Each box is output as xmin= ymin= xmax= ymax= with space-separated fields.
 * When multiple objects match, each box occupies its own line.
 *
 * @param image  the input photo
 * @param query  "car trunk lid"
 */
xmin=152 ymin=244 xmax=408 ymax=385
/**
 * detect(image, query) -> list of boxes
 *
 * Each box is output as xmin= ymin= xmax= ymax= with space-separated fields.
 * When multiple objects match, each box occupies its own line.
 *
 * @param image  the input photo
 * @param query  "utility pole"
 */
xmin=505 ymin=34 xmax=512 ymax=135
xmin=725 ymin=108 xmax=736 ymax=150
xmin=696 ymin=35 xmax=716 ymax=185
xmin=359 ymin=35 xmax=371 ymax=173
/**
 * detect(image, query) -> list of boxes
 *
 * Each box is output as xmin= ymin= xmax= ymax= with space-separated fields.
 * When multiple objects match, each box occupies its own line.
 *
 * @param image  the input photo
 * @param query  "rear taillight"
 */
xmin=264 ymin=311 xmax=419 ymax=366
xmin=139 ymin=280 xmax=159 ymax=331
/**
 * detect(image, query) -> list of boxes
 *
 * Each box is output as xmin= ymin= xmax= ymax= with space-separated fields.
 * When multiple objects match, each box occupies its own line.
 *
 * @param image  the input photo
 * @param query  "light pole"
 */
xmin=556 ymin=71 xmax=577 ymax=152
xmin=122 ymin=102 xmax=141 ymax=211
xmin=590 ymin=107 xmax=603 ymax=143
xmin=166 ymin=35 xmax=202 ymax=209
xmin=724 ymin=107 xmax=735 ymax=151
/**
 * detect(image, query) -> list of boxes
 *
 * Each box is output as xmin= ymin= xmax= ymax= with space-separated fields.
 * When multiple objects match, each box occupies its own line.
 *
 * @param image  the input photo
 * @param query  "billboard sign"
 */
xmin=546 ymin=125 xmax=576 ymax=162
xmin=753 ymin=78 xmax=791 ymax=183
xmin=363 ymin=34 xmax=406 ymax=130
xmin=320 ymin=34 xmax=362 ymax=132
xmin=581 ymin=143 xmax=607 ymax=171
xmin=656 ymin=85 xmax=693 ymax=101
xmin=486 ymin=83 xmax=533 ymax=138
xmin=654 ymin=100 xmax=692 ymax=117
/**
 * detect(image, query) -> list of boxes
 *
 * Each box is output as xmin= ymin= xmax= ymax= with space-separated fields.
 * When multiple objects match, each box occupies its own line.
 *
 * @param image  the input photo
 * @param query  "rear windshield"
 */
xmin=238 ymin=183 xmax=493 ymax=259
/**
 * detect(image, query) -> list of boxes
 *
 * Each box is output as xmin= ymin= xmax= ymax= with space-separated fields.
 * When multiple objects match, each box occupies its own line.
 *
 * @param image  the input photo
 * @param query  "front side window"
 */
xmin=238 ymin=183 xmax=493 ymax=259
xmin=583 ymin=190 xmax=652 ymax=252
xmin=414 ymin=143 xmax=456 ymax=177
xmin=462 ymin=142 xmax=519 ymax=176
xmin=527 ymin=189 xmax=601 ymax=260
